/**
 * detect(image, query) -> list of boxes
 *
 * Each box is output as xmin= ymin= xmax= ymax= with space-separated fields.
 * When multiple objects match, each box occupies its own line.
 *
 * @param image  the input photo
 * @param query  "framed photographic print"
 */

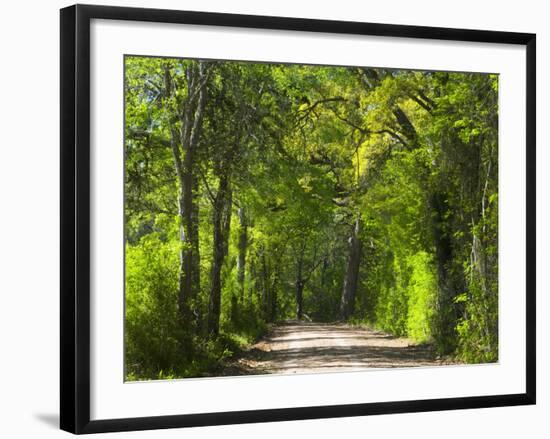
xmin=60 ymin=4 xmax=536 ymax=434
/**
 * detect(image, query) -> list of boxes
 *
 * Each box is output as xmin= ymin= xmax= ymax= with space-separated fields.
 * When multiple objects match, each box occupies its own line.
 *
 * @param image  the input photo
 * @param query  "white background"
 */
xmin=0 ymin=0 xmax=546 ymax=437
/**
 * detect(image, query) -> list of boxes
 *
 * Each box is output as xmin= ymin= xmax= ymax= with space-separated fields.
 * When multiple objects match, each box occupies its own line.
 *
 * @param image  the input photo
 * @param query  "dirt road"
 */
xmin=228 ymin=322 xmax=449 ymax=375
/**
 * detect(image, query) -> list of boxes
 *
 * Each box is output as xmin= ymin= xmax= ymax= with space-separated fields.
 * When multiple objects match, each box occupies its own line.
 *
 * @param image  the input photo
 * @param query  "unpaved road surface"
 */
xmin=227 ymin=322 xmax=451 ymax=375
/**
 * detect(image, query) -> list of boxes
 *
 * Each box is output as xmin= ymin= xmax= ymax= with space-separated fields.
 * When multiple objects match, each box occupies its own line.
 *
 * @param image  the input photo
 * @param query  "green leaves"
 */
xmin=125 ymin=56 xmax=499 ymax=377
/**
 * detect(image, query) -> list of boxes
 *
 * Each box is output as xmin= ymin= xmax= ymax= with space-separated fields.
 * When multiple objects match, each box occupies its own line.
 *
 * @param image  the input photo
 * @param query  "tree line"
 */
xmin=124 ymin=57 xmax=498 ymax=380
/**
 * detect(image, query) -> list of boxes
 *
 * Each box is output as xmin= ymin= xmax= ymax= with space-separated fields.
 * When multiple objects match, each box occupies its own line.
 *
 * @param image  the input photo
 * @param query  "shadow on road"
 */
xmin=223 ymin=321 xmax=454 ymax=375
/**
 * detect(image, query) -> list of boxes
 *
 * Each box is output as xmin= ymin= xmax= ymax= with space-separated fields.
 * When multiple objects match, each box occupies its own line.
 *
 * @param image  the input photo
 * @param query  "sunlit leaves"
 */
xmin=124 ymin=56 xmax=499 ymax=377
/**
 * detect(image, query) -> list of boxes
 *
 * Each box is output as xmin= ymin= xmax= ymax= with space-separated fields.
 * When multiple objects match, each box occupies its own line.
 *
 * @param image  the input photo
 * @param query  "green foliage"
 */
xmin=455 ymin=194 xmax=499 ymax=363
xmin=125 ymin=234 xmax=183 ymax=378
xmin=124 ymin=57 xmax=499 ymax=378
xmin=406 ymin=252 xmax=437 ymax=342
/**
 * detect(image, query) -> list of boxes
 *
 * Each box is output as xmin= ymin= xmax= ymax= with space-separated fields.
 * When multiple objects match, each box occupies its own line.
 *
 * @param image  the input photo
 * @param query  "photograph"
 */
xmin=0 ymin=0 xmax=541 ymax=436
xmin=124 ymin=56 xmax=499 ymax=381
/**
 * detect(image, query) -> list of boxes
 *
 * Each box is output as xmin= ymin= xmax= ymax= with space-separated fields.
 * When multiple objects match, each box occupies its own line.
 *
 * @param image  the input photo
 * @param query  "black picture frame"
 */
xmin=60 ymin=4 xmax=536 ymax=434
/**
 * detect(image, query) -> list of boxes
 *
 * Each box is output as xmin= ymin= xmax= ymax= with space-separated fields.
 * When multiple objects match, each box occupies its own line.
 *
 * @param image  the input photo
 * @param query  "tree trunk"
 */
xmin=177 ymin=153 xmax=202 ymax=324
xmin=430 ymin=192 xmax=463 ymax=353
xmin=270 ymin=270 xmax=278 ymax=323
xmin=339 ymin=216 xmax=362 ymax=320
xmin=296 ymin=279 xmax=304 ymax=320
xmin=261 ymin=251 xmax=270 ymax=321
xmin=207 ymin=173 xmax=232 ymax=336
xmin=236 ymin=207 xmax=248 ymax=302
xmin=164 ymin=62 xmax=207 ymax=326
xmin=320 ymin=256 xmax=329 ymax=293
xmin=295 ymin=251 xmax=305 ymax=320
